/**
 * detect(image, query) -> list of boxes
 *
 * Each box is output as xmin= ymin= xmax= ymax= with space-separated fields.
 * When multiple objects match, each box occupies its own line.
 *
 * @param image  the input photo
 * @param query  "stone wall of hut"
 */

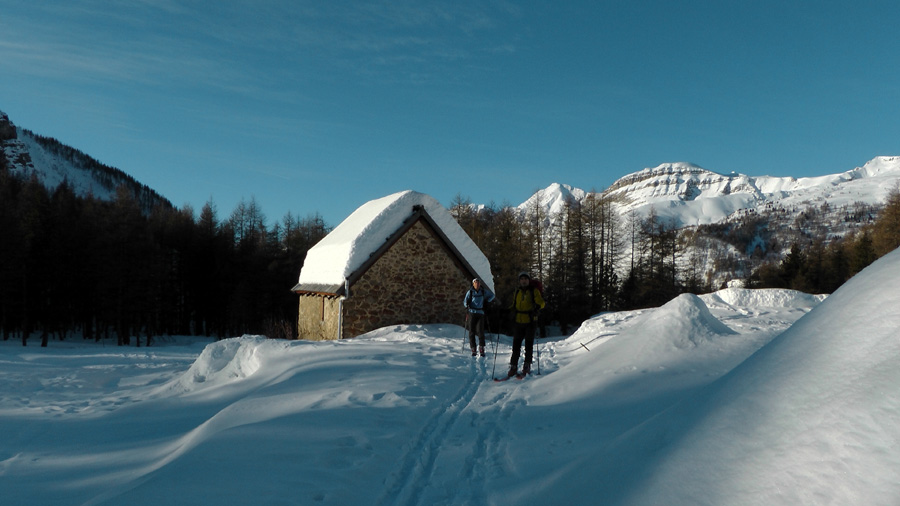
xmin=296 ymin=294 xmax=342 ymax=341
xmin=340 ymin=219 xmax=469 ymax=338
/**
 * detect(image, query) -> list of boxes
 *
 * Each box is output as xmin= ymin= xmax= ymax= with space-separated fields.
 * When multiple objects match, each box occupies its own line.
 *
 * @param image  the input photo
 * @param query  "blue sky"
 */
xmin=2 ymin=1 xmax=898 ymax=226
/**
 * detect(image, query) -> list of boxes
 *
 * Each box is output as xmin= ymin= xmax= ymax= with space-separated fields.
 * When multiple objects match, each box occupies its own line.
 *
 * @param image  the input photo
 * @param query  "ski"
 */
xmin=516 ymin=369 xmax=539 ymax=379
xmin=494 ymin=374 xmax=530 ymax=382
xmin=494 ymin=370 xmax=536 ymax=381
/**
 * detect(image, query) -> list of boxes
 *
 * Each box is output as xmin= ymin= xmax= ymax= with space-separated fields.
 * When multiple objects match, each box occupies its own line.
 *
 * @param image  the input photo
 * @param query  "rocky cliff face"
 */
xmin=604 ymin=162 xmax=765 ymax=205
xmin=0 ymin=112 xmax=16 ymax=141
xmin=0 ymin=112 xmax=33 ymax=172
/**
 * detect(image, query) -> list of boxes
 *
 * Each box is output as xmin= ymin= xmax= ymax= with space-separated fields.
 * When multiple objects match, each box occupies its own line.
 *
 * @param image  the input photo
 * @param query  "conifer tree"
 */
xmin=871 ymin=187 xmax=900 ymax=256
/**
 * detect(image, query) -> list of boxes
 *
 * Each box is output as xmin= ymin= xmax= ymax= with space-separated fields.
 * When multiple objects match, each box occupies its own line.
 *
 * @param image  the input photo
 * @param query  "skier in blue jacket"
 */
xmin=464 ymin=278 xmax=495 ymax=357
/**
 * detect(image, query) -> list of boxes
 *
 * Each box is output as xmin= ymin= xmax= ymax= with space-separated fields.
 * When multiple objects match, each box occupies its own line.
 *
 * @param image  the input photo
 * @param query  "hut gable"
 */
xmin=292 ymin=191 xmax=494 ymax=340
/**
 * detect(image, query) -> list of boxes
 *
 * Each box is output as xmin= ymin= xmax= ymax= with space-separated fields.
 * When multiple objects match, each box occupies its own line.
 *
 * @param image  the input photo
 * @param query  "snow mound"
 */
xmin=158 ymin=336 xmax=266 ymax=395
xmin=532 ymin=294 xmax=737 ymax=405
xmin=701 ymin=287 xmax=826 ymax=309
xmin=605 ymin=247 xmax=900 ymax=505
xmin=630 ymin=293 xmax=736 ymax=351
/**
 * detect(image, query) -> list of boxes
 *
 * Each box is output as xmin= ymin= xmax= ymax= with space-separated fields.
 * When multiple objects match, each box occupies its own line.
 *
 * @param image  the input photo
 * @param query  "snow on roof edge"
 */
xmin=297 ymin=190 xmax=494 ymax=292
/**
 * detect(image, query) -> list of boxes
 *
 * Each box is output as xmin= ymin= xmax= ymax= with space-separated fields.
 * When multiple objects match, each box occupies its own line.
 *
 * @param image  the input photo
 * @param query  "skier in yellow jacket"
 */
xmin=507 ymin=272 xmax=545 ymax=377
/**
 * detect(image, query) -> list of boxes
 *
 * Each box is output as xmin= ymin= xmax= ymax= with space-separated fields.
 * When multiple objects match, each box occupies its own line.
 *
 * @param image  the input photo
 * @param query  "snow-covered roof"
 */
xmin=295 ymin=190 xmax=494 ymax=294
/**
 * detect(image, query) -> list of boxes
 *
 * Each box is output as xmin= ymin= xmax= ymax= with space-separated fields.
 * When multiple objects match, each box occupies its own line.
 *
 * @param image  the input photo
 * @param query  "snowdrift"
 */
xmin=701 ymin=286 xmax=826 ymax=309
xmin=529 ymin=293 xmax=742 ymax=406
xmin=574 ymin=248 xmax=900 ymax=505
xmin=630 ymin=293 xmax=737 ymax=349
xmin=2 ymin=254 xmax=898 ymax=505
xmin=155 ymin=335 xmax=269 ymax=398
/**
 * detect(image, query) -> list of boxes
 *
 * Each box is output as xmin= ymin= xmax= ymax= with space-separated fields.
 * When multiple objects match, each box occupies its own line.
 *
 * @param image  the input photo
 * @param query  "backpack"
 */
xmin=513 ymin=279 xmax=545 ymax=324
xmin=529 ymin=279 xmax=544 ymax=297
xmin=517 ymin=279 xmax=544 ymax=309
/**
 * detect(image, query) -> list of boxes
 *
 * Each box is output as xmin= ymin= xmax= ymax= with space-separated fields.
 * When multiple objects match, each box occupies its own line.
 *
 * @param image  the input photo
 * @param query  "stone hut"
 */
xmin=291 ymin=190 xmax=494 ymax=340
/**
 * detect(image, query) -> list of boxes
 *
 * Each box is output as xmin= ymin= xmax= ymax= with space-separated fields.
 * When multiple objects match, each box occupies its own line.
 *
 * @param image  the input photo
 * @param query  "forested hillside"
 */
xmin=452 ymin=187 xmax=900 ymax=334
xmin=2 ymin=107 xmax=899 ymax=344
xmin=1 ymin=111 xmax=170 ymax=213
xmin=0 ymin=165 xmax=328 ymax=346
xmin=2 ymin=163 xmax=899 ymax=345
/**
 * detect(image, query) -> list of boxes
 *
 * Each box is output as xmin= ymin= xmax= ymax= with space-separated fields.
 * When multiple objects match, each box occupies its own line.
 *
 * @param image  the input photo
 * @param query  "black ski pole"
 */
xmin=490 ymin=311 xmax=500 ymax=380
xmin=481 ymin=309 xmax=490 ymax=358
xmin=535 ymin=335 xmax=541 ymax=375
xmin=462 ymin=312 xmax=469 ymax=354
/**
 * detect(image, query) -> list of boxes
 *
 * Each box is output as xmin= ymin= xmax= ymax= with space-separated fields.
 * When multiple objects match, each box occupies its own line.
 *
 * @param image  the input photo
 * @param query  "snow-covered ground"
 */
xmin=2 ymin=249 xmax=899 ymax=505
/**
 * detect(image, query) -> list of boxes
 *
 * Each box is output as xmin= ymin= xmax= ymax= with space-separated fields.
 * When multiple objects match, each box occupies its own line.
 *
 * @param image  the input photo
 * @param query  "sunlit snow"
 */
xmin=2 ymin=249 xmax=899 ymax=505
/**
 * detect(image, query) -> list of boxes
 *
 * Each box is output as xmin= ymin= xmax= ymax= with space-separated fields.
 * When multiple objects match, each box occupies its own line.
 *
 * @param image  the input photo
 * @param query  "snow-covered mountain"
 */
xmin=5 ymin=105 xmax=896 ymax=251
xmin=517 ymin=182 xmax=588 ymax=221
xmin=0 ymin=110 xmax=169 ymax=211
xmin=522 ymin=157 xmax=900 ymax=229
xmin=515 ymin=158 xmax=900 ymax=284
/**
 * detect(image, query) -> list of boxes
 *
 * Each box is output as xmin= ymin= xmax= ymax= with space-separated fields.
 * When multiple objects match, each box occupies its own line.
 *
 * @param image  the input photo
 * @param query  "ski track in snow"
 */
xmin=375 ymin=356 xmax=479 ymax=506
xmin=452 ymin=361 xmax=524 ymax=505
xmin=4 ymin=282 xmax=864 ymax=506
xmin=378 ymin=359 xmax=478 ymax=505
xmin=376 ymin=346 xmax=529 ymax=506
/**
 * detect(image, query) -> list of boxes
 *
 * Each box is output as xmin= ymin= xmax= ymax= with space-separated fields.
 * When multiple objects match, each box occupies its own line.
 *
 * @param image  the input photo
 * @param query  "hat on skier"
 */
xmin=518 ymin=272 xmax=531 ymax=280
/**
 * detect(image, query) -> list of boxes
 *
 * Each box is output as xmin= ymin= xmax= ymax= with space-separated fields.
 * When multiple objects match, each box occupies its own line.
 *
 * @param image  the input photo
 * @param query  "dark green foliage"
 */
xmin=871 ymin=188 xmax=900 ymax=257
xmin=454 ymin=191 xmax=624 ymax=335
xmin=698 ymin=212 xmax=776 ymax=258
xmin=0 ymin=167 xmax=328 ymax=345
xmin=619 ymin=210 xmax=681 ymax=309
xmin=5 ymin=156 xmax=898 ymax=345
xmin=451 ymin=196 xmax=531 ymax=335
xmin=750 ymin=192 xmax=900 ymax=293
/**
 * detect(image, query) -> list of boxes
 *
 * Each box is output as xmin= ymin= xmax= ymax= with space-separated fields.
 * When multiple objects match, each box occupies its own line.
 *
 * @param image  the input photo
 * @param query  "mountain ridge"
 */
xmin=524 ymin=156 xmax=900 ymax=229
xmin=0 ymin=110 xmax=171 ymax=212
xmin=4 ymin=108 xmax=897 ymax=249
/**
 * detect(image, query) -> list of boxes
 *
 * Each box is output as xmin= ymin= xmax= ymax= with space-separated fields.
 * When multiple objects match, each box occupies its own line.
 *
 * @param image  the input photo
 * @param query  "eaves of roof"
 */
xmin=291 ymin=205 xmax=480 ymax=297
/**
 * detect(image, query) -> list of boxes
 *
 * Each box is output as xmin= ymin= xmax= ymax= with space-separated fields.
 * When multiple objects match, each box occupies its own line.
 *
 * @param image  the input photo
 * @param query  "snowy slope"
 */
xmin=598 ymin=247 xmax=900 ymax=506
xmin=8 ymin=249 xmax=900 ymax=505
xmin=0 ymin=110 xmax=168 ymax=210
xmin=12 ymin=127 xmax=119 ymax=201
xmin=517 ymin=182 xmax=588 ymax=221
xmin=524 ymin=157 xmax=900 ymax=228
